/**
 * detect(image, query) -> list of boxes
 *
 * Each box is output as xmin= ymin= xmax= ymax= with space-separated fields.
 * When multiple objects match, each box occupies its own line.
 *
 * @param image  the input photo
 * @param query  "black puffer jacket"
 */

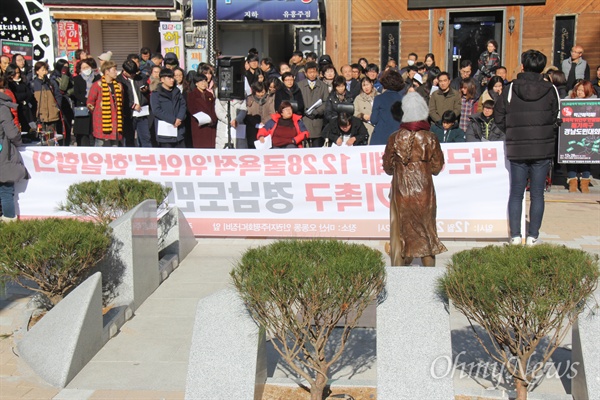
xmin=494 ymin=72 xmax=559 ymax=161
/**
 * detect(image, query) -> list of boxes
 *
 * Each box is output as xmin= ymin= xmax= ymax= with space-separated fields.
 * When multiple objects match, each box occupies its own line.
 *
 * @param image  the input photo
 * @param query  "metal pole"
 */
xmin=224 ymin=100 xmax=234 ymax=149
xmin=207 ymin=0 xmax=217 ymax=65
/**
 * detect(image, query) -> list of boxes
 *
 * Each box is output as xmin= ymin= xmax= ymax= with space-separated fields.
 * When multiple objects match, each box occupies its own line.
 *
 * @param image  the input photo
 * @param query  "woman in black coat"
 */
xmin=274 ymin=72 xmax=304 ymax=116
xmin=5 ymin=64 xmax=36 ymax=132
xmin=72 ymin=58 xmax=100 ymax=146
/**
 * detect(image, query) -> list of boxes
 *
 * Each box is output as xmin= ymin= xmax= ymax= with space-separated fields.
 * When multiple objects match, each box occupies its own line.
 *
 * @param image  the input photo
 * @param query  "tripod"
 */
xmin=223 ymin=100 xmax=235 ymax=149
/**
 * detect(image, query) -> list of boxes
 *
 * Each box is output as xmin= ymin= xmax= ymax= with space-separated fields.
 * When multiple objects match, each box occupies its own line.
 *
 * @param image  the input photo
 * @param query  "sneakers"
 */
xmin=526 ymin=236 xmax=541 ymax=246
xmin=509 ymin=236 xmax=522 ymax=245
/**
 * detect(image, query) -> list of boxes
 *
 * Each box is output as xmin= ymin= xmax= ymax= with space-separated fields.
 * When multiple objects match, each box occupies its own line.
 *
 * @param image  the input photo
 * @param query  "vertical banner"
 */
xmin=558 ymin=99 xmax=600 ymax=164
xmin=380 ymin=22 xmax=399 ymax=71
xmin=295 ymin=26 xmax=321 ymax=58
xmin=0 ymin=0 xmax=54 ymax=65
xmin=553 ymin=16 xmax=576 ymax=68
xmin=160 ymin=21 xmax=185 ymax=69
xmin=56 ymin=21 xmax=82 ymax=65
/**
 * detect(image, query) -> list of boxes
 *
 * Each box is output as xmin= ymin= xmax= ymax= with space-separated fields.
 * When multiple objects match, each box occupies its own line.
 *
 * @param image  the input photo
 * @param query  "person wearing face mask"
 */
xmin=72 ymin=58 xmax=100 ymax=146
xmin=399 ymin=52 xmax=418 ymax=76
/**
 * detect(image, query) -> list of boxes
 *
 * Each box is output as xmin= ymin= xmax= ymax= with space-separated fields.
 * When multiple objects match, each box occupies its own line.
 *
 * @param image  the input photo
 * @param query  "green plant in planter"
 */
xmin=57 ymin=178 xmax=171 ymax=225
xmin=439 ymin=244 xmax=599 ymax=400
xmin=231 ymin=239 xmax=385 ymax=400
xmin=0 ymin=218 xmax=112 ymax=305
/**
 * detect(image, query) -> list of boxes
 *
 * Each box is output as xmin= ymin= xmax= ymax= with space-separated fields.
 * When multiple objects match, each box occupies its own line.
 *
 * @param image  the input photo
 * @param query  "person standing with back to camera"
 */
xmin=382 ymin=91 xmax=447 ymax=267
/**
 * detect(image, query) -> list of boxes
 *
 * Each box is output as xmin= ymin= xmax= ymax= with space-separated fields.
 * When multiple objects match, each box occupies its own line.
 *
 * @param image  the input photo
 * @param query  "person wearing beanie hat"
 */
xmin=98 ymin=51 xmax=113 ymax=67
xmin=382 ymin=91 xmax=447 ymax=267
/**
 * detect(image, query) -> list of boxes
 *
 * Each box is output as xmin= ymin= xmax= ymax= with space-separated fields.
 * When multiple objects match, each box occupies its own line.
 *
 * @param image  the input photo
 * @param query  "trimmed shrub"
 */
xmin=57 ymin=178 xmax=171 ymax=225
xmin=0 ymin=218 xmax=112 ymax=305
xmin=439 ymin=244 xmax=599 ymax=400
xmin=231 ymin=239 xmax=386 ymax=400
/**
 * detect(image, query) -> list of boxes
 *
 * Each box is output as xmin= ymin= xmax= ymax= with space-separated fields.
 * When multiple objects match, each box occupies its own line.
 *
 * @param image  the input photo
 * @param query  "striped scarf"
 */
xmin=101 ymin=76 xmax=122 ymax=134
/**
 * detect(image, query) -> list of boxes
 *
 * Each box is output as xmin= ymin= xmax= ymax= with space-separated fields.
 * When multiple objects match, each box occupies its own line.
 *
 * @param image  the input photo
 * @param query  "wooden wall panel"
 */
xmin=575 ymin=13 xmax=600 ymax=72
xmin=400 ymin=20 xmax=430 ymax=69
xmin=325 ymin=0 xmax=349 ymax=69
xmin=350 ymin=21 xmax=379 ymax=66
xmin=352 ymin=0 xmax=428 ymax=22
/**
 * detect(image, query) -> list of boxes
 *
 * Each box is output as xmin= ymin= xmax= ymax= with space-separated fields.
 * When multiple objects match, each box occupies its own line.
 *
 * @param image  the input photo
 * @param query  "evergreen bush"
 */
xmin=439 ymin=244 xmax=599 ymax=400
xmin=0 ymin=218 xmax=112 ymax=305
xmin=57 ymin=178 xmax=171 ymax=225
xmin=231 ymin=239 xmax=386 ymax=400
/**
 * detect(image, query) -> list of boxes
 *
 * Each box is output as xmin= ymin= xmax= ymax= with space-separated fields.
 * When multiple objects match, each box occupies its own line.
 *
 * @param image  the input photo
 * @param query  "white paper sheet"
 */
xmin=193 ymin=111 xmax=212 ymax=126
xmin=305 ymin=99 xmax=323 ymax=115
xmin=232 ymin=124 xmax=246 ymax=139
xmin=157 ymin=120 xmax=178 ymax=137
xmin=254 ymin=135 xmax=272 ymax=149
xmin=132 ymin=105 xmax=149 ymax=117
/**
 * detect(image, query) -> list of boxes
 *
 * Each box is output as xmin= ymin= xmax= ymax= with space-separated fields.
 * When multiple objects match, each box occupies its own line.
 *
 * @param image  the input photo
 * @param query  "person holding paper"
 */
xmin=117 ymin=60 xmax=151 ymax=147
xmin=245 ymin=82 xmax=275 ymax=149
xmin=257 ymin=101 xmax=309 ymax=149
xmin=322 ymin=112 xmax=369 ymax=147
xmin=299 ymin=61 xmax=329 ymax=147
xmin=150 ymin=68 xmax=187 ymax=148
xmin=186 ymin=72 xmax=217 ymax=148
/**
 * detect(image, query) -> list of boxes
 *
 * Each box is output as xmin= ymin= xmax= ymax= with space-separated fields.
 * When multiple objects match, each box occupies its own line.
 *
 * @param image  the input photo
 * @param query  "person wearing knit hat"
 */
xmin=98 ymin=51 xmax=113 ymax=67
xmin=382 ymin=91 xmax=447 ymax=267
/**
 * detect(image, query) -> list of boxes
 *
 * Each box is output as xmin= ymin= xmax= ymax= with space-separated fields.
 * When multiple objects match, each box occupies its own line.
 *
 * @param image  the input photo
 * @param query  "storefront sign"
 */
xmin=0 ymin=0 xmax=54 ymax=65
xmin=193 ymin=0 xmax=319 ymax=21
xmin=558 ymin=99 xmax=600 ymax=164
xmin=19 ymin=143 xmax=509 ymax=239
xmin=56 ymin=21 xmax=83 ymax=64
xmin=0 ymin=40 xmax=33 ymax=63
xmin=408 ymin=0 xmax=545 ymax=8
xmin=553 ymin=16 xmax=576 ymax=68
xmin=380 ymin=22 xmax=399 ymax=71
xmin=186 ymin=48 xmax=207 ymax=72
xmin=295 ymin=26 xmax=321 ymax=58
xmin=159 ymin=22 xmax=185 ymax=69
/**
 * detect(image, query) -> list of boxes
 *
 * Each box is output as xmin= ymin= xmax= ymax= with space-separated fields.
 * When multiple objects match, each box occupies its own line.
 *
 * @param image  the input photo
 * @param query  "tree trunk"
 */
xmin=310 ymin=373 xmax=328 ymax=400
xmin=515 ymin=378 xmax=529 ymax=400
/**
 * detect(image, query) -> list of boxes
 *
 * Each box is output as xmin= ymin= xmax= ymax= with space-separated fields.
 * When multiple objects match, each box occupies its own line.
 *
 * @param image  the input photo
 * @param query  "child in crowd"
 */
xmin=465 ymin=100 xmax=505 ymax=142
xmin=430 ymin=110 xmax=465 ymax=143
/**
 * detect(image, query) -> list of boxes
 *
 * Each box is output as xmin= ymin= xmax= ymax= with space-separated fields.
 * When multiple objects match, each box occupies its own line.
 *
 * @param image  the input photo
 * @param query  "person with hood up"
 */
xmin=466 ymin=100 xmax=505 ymax=142
xmin=382 ymin=91 xmax=447 ymax=267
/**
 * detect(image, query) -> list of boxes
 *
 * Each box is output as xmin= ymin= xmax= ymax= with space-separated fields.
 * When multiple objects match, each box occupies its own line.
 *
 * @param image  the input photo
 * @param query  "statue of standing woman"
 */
xmin=382 ymin=92 xmax=447 ymax=266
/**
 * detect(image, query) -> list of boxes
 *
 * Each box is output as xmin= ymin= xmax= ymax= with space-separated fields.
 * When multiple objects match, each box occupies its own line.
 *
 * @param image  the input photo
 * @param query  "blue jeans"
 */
xmin=566 ymin=164 xmax=591 ymax=179
xmin=134 ymin=117 xmax=152 ymax=148
xmin=0 ymin=182 xmax=15 ymax=218
xmin=508 ymin=159 xmax=551 ymax=239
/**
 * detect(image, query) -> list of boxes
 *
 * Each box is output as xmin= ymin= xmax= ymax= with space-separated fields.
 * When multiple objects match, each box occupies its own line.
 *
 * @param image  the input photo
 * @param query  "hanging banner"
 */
xmin=193 ymin=0 xmax=319 ymax=21
xmin=558 ymin=98 xmax=600 ymax=164
xmin=56 ymin=21 xmax=83 ymax=65
xmin=18 ymin=143 xmax=509 ymax=239
xmin=159 ymin=21 xmax=185 ymax=69
xmin=0 ymin=0 xmax=55 ymax=65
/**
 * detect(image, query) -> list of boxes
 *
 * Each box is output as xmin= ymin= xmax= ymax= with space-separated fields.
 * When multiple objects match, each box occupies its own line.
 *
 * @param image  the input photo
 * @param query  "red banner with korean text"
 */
xmin=18 ymin=143 xmax=509 ymax=238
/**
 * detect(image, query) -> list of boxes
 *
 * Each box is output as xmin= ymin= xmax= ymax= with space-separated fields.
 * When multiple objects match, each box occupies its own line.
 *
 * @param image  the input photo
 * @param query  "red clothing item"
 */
xmin=87 ymin=79 xmax=124 ymax=141
xmin=5 ymin=89 xmax=19 ymax=129
xmin=257 ymin=113 xmax=309 ymax=148
xmin=187 ymin=88 xmax=217 ymax=148
xmin=271 ymin=119 xmax=297 ymax=147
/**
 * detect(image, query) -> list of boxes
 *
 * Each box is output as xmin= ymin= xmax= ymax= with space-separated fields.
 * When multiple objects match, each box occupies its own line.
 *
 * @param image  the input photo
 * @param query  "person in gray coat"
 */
xmin=298 ymin=62 xmax=329 ymax=147
xmin=0 ymin=82 xmax=30 ymax=222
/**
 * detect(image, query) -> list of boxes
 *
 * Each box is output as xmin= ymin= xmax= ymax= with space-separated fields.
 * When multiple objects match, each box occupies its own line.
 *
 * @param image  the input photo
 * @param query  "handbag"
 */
xmin=74 ymin=106 xmax=89 ymax=117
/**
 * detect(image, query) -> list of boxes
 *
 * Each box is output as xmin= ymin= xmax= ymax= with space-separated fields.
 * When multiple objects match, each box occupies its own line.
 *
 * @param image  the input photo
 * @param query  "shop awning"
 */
xmin=408 ymin=0 xmax=545 ymax=8
xmin=44 ymin=0 xmax=174 ymax=7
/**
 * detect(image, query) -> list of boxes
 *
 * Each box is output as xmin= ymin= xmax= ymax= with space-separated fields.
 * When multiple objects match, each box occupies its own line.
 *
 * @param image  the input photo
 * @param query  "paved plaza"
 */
xmin=1 ymin=175 xmax=599 ymax=400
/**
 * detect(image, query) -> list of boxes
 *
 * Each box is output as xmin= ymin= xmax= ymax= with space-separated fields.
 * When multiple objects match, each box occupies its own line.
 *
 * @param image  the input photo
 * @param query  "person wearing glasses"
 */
xmin=561 ymin=45 xmax=590 ymax=91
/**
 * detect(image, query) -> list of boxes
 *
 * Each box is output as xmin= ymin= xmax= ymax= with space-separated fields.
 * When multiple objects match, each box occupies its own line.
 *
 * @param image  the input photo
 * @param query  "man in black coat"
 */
xmin=340 ymin=65 xmax=361 ymax=99
xmin=495 ymin=49 xmax=559 ymax=246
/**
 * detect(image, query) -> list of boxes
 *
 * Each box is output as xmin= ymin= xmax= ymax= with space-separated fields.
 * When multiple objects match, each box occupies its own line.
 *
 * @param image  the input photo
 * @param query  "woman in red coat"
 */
xmin=186 ymin=72 xmax=217 ymax=148
xmin=257 ymin=101 xmax=309 ymax=148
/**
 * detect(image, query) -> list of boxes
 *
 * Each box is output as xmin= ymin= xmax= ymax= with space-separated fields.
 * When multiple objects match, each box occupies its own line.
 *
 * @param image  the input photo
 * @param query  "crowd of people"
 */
xmin=0 ymin=42 xmax=598 ymax=225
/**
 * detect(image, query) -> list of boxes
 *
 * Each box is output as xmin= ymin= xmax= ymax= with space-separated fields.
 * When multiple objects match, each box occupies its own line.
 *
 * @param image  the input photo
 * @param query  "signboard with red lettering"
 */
xmin=56 ymin=21 xmax=82 ymax=64
xmin=18 ymin=143 xmax=509 ymax=239
xmin=558 ymin=99 xmax=600 ymax=164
